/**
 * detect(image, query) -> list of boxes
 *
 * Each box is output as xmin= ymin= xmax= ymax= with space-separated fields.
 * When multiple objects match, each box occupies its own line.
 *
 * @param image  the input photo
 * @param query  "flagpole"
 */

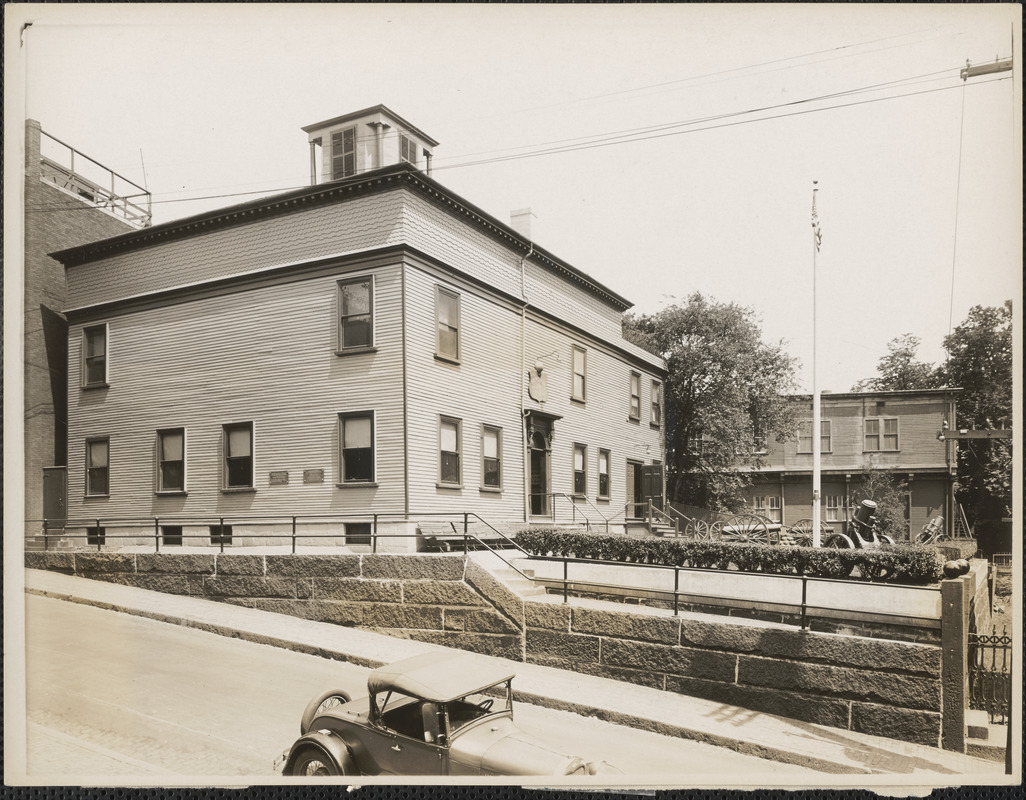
xmin=811 ymin=182 xmax=822 ymax=548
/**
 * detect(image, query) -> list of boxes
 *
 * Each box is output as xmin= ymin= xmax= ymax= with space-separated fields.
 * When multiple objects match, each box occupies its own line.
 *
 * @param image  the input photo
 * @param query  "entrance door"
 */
xmin=641 ymin=464 xmax=664 ymax=511
xmin=626 ymin=460 xmax=644 ymax=518
xmin=42 ymin=466 xmax=67 ymax=525
xmin=529 ymin=433 xmax=549 ymax=516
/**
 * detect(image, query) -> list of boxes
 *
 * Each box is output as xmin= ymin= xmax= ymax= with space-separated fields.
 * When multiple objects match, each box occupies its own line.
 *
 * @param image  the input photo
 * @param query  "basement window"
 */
xmin=345 ymin=522 xmax=373 ymax=546
xmin=209 ymin=525 xmax=233 ymax=546
xmin=161 ymin=526 xmax=183 ymax=546
xmin=86 ymin=526 xmax=106 ymax=546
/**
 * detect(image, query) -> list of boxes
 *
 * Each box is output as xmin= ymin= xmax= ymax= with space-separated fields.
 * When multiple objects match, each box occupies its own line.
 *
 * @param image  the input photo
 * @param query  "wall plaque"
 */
xmin=303 ymin=469 xmax=325 ymax=484
xmin=269 ymin=470 xmax=289 ymax=486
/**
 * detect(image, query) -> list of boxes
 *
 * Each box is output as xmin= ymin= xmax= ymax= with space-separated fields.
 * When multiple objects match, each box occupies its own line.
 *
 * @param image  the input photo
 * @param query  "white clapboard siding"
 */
xmin=66 ymin=193 xmax=407 ymax=309
xmin=403 ymin=264 xmax=527 ymax=519
xmin=401 ymin=192 xmax=627 ymax=345
xmin=66 ymin=264 xmax=407 ymax=523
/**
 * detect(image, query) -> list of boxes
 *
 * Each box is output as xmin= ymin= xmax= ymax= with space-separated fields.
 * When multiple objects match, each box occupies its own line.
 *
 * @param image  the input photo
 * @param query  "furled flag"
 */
xmin=811 ymin=183 xmax=823 ymax=252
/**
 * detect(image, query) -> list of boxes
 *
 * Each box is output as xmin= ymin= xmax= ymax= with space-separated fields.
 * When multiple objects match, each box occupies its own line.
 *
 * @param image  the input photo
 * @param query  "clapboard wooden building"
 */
xmin=51 ymin=106 xmax=666 ymax=549
xmin=740 ymin=388 xmax=962 ymax=540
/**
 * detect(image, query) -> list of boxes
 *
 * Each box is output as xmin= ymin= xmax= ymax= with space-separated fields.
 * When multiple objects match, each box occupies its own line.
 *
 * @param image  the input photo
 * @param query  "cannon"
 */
xmin=823 ymin=499 xmax=895 ymax=549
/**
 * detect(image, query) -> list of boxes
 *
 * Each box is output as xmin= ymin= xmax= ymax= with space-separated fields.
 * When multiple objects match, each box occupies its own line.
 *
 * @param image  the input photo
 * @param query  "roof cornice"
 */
xmin=50 ymin=163 xmax=632 ymax=313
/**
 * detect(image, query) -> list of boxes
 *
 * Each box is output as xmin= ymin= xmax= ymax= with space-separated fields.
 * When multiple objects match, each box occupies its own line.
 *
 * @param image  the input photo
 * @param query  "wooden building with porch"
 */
xmin=740 ymin=388 xmax=963 ymax=541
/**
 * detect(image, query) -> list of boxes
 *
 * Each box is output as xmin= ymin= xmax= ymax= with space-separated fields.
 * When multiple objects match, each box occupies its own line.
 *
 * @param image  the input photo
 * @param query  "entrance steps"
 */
xmin=468 ymin=550 xmax=548 ymax=598
xmin=965 ymin=708 xmax=1009 ymax=762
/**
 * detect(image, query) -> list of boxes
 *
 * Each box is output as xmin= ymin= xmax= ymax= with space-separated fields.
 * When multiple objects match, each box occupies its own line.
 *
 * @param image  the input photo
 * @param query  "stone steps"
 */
xmin=965 ymin=708 xmax=1008 ymax=762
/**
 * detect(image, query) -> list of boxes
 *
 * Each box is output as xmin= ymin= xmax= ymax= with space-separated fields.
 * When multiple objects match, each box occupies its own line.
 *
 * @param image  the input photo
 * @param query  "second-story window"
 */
xmin=338 ymin=277 xmax=373 ymax=351
xmin=400 ymin=134 xmax=418 ymax=166
xmin=651 ymin=381 xmax=662 ymax=427
xmin=573 ymin=443 xmax=587 ymax=496
xmin=157 ymin=428 xmax=186 ymax=492
xmin=798 ymin=420 xmax=831 ymax=453
xmin=83 ymin=324 xmax=108 ymax=387
xmin=331 ymin=127 xmax=356 ymax=180
xmin=223 ymin=422 xmax=254 ymax=490
xmin=436 ymin=287 xmax=461 ymax=362
xmin=340 ymin=413 xmax=375 ymax=483
xmin=571 ymin=346 xmax=587 ymax=402
xmin=865 ymin=418 xmax=899 ymax=451
xmin=629 ymin=372 xmax=641 ymax=420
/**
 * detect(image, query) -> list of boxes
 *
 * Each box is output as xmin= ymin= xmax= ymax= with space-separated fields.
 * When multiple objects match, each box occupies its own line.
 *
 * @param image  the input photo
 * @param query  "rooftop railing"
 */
xmin=39 ymin=129 xmax=152 ymax=228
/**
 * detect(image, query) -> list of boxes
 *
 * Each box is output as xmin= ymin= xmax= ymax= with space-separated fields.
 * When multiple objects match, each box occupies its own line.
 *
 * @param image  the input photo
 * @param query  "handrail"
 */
xmin=549 ymin=492 xmax=617 ymax=533
xmin=646 ymin=501 xmax=679 ymax=535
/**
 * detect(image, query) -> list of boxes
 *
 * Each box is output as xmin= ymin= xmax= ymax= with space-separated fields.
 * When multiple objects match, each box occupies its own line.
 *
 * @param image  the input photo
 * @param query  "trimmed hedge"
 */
xmin=515 ymin=529 xmax=941 ymax=585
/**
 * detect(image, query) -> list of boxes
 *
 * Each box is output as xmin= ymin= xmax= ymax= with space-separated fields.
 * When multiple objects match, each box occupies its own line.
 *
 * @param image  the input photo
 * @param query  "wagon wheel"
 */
xmin=824 ymin=533 xmax=855 ymax=549
xmin=721 ymin=514 xmax=770 ymax=544
xmin=787 ymin=519 xmax=823 ymax=547
xmin=706 ymin=520 xmax=724 ymax=541
xmin=686 ymin=519 xmax=714 ymax=540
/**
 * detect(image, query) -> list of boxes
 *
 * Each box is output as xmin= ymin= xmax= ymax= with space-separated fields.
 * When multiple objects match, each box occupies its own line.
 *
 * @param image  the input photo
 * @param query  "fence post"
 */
xmin=563 ymin=559 xmax=568 ymax=604
xmin=291 ymin=516 xmax=297 ymax=554
xmin=940 ymin=574 xmax=970 ymax=752
xmin=463 ymin=513 xmax=469 ymax=555
xmin=647 ymin=501 xmax=652 ymax=530
xmin=155 ymin=518 xmax=160 ymax=553
xmin=800 ymin=575 xmax=808 ymax=630
xmin=96 ymin=519 xmax=101 ymax=551
xmin=43 ymin=518 xmax=49 ymax=551
xmin=673 ymin=567 xmax=679 ymax=616
xmin=219 ymin=516 xmax=225 ymax=555
xmin=373 ymin=514 xmax=378 ymax=554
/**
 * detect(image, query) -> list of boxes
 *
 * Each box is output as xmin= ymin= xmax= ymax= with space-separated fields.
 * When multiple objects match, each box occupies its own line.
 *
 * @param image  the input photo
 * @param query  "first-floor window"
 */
xmin=598 ymin=449 xmax=610 ymax=498
xmin=753 ymin=495 xmax=781 ymax=523
xmin=340 ymin=413 xmax=375 ymax=483
xmin=439 ymin=417 xmax=462 ymax=485
xmin=157 ymin=428 xmax=185 ymax=492
xmin=573 ymin=444 xmax=587 ymax=496
xmin=86 ymin=438 xmax=109 ymax=496
xmin=825 ymin=495 xmax=845 ymax=522
xmin=223 ymin=423 xmax=254 ymax=489
xmin=482 ymin=426 xmax=502 ymax=489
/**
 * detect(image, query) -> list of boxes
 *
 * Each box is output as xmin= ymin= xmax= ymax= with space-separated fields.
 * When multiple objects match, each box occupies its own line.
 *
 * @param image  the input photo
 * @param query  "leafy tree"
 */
xmin=850 ymin=333 xmax=941 ymax=391
xmin=936 ymin=301 xmax=1014 ymax=521
xmin=624 ymin=293 xmax=800 ymax=511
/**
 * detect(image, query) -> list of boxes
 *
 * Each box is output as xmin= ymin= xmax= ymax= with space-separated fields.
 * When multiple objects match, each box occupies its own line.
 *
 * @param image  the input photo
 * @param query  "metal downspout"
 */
xmin=520 ymin=242 xmax=534 ymax=524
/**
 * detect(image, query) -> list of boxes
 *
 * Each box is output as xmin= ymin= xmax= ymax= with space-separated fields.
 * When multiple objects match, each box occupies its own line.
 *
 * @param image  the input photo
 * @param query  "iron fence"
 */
xmin=968 ymin=626 xmax=1012 ymax=724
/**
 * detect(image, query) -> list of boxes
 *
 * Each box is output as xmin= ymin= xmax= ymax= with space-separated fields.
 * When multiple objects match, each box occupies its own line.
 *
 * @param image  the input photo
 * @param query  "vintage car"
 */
xmin=278 ymin=651 xmax=622 ymax=777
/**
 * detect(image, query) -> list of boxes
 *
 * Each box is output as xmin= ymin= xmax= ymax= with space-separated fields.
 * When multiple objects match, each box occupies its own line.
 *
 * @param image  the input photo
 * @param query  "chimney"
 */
xmin=510 ymin=208 xmax=536 ymax=240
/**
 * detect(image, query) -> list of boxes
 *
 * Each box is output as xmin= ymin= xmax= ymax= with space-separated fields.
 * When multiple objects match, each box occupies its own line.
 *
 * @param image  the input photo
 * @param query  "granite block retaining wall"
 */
xmin=27 ymin=551 xmax=954 ymax=747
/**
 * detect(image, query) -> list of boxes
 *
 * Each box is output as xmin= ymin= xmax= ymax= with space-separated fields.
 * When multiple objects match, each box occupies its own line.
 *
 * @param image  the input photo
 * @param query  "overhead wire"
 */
xmin=24 ymin=72 xmax=1011 ymax=216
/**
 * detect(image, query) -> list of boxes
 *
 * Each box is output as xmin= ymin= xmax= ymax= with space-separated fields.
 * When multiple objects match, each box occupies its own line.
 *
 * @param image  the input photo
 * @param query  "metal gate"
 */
xmin=968 ymin=626 xmax=1012 ymax=724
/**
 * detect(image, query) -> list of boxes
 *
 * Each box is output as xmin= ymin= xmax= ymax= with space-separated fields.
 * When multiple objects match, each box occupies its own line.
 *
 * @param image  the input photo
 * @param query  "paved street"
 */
xmin=25 ymin=594 xmax=810 ymax=779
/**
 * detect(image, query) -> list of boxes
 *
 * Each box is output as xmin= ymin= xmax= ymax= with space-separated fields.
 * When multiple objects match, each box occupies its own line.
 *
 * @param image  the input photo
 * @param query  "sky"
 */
xmin=8 ymin=3 xmax=1021 ymax=393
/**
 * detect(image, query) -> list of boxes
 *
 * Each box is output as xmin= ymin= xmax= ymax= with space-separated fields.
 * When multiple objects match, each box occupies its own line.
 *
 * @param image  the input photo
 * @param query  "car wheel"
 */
xmin=288 ymin=745 xmax=342 ymax=777
xmin=301 ymin=689 xmax=352 ymax=733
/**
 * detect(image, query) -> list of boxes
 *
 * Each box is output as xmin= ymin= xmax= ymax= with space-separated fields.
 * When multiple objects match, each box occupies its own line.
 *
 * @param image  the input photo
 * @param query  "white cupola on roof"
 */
xmin=301 ymin=105 xmax=439 ymax=185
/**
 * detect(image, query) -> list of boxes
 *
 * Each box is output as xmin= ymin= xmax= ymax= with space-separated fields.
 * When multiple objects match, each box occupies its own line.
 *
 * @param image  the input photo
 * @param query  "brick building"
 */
xmin=22 ymin=120 xmax=151 ymax=531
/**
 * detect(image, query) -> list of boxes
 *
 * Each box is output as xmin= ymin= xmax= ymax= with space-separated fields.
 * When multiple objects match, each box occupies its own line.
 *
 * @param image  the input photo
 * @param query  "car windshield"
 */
xmin=445 ymin=681 xmax=512 ymax=734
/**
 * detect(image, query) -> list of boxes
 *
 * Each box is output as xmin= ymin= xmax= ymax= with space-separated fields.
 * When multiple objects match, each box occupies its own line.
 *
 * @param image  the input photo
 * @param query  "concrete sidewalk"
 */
xmin=24 ymin=568 xmax=1006 ymax=779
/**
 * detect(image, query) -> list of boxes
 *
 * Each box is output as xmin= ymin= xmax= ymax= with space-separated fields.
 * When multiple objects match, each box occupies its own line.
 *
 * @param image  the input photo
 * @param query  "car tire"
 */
xmin=301 ymin=689 xmax=352 ymax=734
xmin=287 ymin=744 xmax=342 ymax=777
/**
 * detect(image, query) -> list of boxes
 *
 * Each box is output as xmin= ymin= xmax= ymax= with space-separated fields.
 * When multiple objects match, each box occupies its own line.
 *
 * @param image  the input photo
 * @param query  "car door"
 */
xmin=365 ymin=692 xmax=448 ymax=775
